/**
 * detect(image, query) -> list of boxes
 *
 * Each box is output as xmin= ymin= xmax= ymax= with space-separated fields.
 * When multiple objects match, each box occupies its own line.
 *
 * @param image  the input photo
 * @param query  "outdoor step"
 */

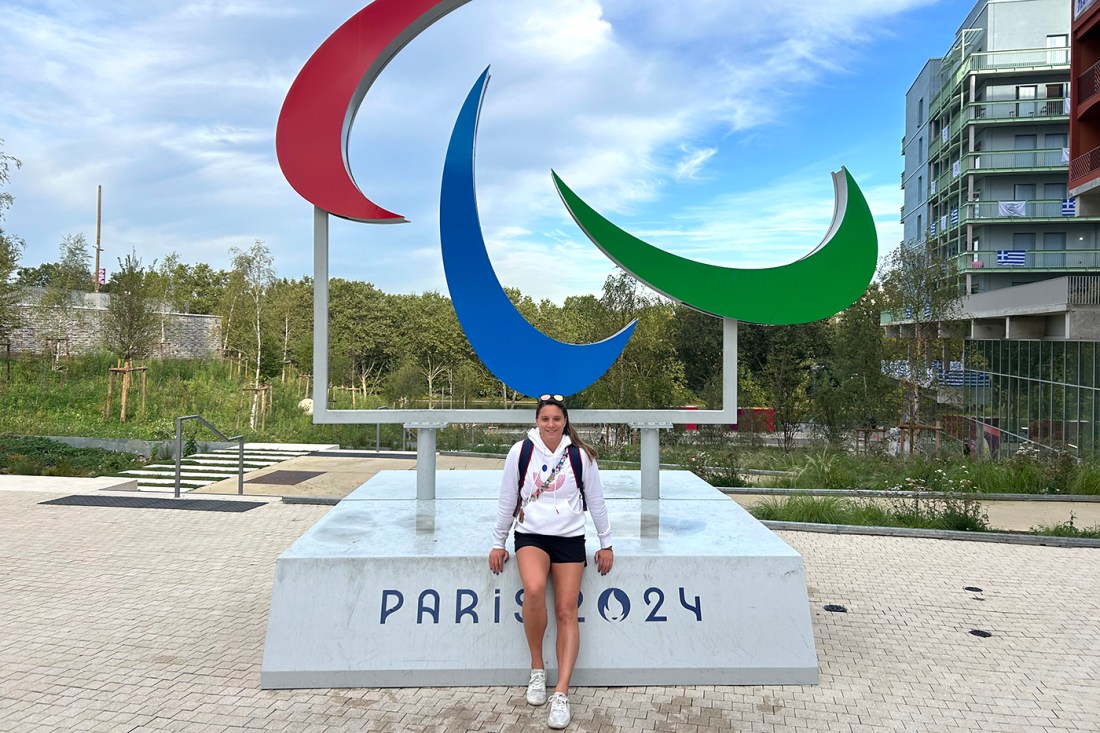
xmin=129 ymin=477 xmax=215 ymax=487
xmin=216 ymin=446 xmax=312 ymax=454
xmin=180 ymin=458 xmax=275 ymax=467
xmin=240 ymin=442 xmax=338 ymax=452
xmin=121 ymin=470 xmax=240 ymax=479
xmin=189 ymin=453 xmax=288 ymax=462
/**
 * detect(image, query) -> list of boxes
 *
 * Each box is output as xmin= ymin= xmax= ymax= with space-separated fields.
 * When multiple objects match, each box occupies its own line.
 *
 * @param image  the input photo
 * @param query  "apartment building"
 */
xmin=894 ymin=0 xmax=1100 ymax=456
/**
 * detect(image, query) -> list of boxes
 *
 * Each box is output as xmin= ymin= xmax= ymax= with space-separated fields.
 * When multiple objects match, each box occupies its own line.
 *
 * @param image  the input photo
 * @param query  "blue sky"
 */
xmin=1 ymin=0 xmax=974 ymax=302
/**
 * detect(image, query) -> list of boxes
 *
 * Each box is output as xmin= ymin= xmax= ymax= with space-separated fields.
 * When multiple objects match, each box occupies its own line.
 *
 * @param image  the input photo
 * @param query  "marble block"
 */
xmin=261 ymin=471 xmax=818 ymax=689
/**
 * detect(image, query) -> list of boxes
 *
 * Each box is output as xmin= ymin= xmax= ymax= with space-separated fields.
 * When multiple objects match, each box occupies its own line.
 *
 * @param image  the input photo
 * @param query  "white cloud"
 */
xmin=673 ymin=146 xmax=718 ymax=182
xmin=0 ymin=0 xmax=932 ymax=303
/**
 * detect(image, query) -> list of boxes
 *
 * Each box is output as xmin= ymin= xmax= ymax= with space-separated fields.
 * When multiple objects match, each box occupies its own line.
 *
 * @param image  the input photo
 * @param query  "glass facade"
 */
xmin=966 ymin=339 xmax=1100 ymax=456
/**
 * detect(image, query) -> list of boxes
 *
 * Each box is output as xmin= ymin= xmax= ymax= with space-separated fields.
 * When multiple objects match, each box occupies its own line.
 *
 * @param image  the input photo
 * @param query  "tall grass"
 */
xmin=749 ymin=493 xmax=989 ymax=532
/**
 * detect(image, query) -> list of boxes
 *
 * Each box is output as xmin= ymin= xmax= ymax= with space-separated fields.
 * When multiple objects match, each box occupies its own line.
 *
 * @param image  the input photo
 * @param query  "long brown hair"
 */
xmin=536 ymin=397 xmax=597 ymax=460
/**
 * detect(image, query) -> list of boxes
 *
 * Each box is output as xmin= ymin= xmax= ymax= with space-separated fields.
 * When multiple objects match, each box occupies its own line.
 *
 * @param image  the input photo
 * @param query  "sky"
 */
xmin=1 ymin=0 xmax=978 ymax=303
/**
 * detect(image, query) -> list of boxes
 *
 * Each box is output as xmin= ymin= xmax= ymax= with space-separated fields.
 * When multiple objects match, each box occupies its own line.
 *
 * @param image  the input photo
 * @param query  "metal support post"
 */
xmin=174 ymin=417 xmax=183 ymax=499
xmin=407 ymin=422 xmax=448 ymax=500
xmin=633 ymin=423 xmax=672 ymax=500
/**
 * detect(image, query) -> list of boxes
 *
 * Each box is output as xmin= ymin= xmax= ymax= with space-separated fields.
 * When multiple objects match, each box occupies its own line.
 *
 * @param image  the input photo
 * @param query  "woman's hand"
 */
xmin=488 ymin=548 xmax=509 ymax=574
xmin=595 ymin=547 xmax=614 ymax=576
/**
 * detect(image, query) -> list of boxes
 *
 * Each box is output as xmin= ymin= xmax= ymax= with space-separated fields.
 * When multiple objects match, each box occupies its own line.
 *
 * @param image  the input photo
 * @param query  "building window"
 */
xmin=1015 ymin=135 xmax=1037 ymax=167
xmin=919 ymin=137 xmax=924 ymax=162
xmin=1043 ymin=233 xmax=1067 ymax=250
xmin=1045 ymin=133 xmax=1068 ymax=149
xmin=918 ymin=176 xmax=923 ymax=200
xmin=1016 ymin=85 xmax=1038 ymax=117
xmin=917 ymin=214 xmax=922 ymax=235
xmin=1013 ymin=233 xmax=1036 ymax=250
xmin=1047 ymin=34 xmax=1068 ymax=65
xmin=1045 ymin=182 xmax=1067 ymax=200
xmin=918 ymin=98 xmax=924 ymax=126
xmin=1014 ymin=183 xmax=1036 ymax=200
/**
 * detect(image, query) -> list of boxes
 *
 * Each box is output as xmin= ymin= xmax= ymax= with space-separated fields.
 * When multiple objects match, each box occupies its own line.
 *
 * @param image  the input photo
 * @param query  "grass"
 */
xmin=749 ymin=492 xmax=990 ymax=532
xmin=1030 ymin=513 xmax=1100 ymax=539
xmin=3 ymin=354 xmax=1100 ymax=495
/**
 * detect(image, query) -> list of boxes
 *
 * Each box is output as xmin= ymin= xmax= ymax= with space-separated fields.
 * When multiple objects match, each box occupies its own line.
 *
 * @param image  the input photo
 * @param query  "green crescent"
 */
xmin=552 ymin=167 xmax=878 ymax=325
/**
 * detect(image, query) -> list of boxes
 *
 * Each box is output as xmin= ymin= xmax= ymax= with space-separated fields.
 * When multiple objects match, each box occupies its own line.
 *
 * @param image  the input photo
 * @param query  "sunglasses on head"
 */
xmin=538 ymin=394 xmax=565 ymax=403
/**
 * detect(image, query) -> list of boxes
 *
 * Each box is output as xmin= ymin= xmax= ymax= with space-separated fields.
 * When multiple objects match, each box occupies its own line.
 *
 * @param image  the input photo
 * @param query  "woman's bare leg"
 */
xmin=516 ymin=547 xmax=551 ymax=669
xmin=549 ymin=561 xmax=584 ymax=693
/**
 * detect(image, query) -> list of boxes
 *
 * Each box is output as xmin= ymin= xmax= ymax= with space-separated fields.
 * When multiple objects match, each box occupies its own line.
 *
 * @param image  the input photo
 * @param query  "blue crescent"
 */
xmin=440 ymin=68 xmax=636 ymax=398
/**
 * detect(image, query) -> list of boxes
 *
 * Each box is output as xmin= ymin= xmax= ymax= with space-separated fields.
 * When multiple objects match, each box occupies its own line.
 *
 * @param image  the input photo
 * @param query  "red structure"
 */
xmin=1069 ymin=0 xmax=1100 ymax=210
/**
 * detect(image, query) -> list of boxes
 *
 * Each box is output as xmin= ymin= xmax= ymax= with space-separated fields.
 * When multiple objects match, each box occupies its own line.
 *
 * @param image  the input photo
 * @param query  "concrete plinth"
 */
xmin=261 ymin=470 xmax=817 ymax=689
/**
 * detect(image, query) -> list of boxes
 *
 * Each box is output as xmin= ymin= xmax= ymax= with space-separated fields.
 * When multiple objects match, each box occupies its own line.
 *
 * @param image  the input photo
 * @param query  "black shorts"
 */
xmin=514 ymin=532 xmax=587 ymax=565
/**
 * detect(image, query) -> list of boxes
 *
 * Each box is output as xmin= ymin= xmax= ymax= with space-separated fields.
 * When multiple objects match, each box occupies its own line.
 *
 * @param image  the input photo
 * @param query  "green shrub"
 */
xmin=0 ymin=435 xmax=145 ymax=477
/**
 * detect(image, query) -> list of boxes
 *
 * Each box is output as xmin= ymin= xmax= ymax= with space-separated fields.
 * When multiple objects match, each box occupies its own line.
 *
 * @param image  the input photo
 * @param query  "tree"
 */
xmin=808 ymin=286 xmax=903 ymax=444
xmin=880 ymin=241 xmax=964 ymax=427
xmin=671 ymin=305 xmax=722 ymax=397
xmin=229 ymin=240 xmax=275 ymax=429
xmin=40 ymin=234 xmax=92 ymax=364
xmin=103 ymin=252 xmax=158 ymax=361
xmin=0 ymin=141 xmax=22 ymax=340
xmin=266 ymin=277 xmax=313 ymax=383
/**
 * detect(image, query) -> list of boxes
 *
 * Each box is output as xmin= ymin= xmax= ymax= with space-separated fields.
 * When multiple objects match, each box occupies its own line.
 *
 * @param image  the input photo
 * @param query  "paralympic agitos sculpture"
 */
xmin=276 ymin=0 xmax=878 ymax=398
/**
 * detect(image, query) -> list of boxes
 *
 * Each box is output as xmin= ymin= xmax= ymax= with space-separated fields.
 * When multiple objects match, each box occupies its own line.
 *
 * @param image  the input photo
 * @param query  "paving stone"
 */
xmin=0 ymin=490 xmax=1098 ymax=732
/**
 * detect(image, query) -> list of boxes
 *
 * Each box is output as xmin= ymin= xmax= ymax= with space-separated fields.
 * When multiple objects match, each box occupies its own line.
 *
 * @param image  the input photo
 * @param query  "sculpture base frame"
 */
xmin=261 ymin=470 xmax=818 ymax=689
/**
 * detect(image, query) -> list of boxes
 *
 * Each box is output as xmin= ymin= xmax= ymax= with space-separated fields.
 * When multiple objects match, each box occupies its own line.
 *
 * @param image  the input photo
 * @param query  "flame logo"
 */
xmin=597 ymin=588 xmax=631 ymax=622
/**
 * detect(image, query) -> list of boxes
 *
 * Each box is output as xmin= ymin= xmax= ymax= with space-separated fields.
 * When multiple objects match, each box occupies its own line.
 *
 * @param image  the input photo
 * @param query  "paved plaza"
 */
xmin=1 ymin=486 xmax=1097 ymax=732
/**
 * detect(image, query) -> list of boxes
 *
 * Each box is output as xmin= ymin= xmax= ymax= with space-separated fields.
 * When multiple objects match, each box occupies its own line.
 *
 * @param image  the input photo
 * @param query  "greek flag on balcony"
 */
xmin=929 ymin=220 xmax=936 ymax=236
xmin=941 ymin=215 xmax=948 ymax=231
xmin=953 ymin=160 xmax=961 ymax=177
xmin=1062 ymin=197 xmax=1077 ymax=217
xmin=996 ymin=250 xmax=1027 ymax=266
xmin=942 ymin=127 xmax=948 ymax=143
xmin=950 ymin=207 xmax=959 ymax=226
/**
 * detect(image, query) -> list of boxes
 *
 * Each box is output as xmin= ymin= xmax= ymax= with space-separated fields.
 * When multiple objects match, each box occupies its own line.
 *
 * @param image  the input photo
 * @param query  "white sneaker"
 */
xmin=526 ymin=669 xmax=547 ymax=706
xmin=547 ymin=692 xmax=571 ymax=729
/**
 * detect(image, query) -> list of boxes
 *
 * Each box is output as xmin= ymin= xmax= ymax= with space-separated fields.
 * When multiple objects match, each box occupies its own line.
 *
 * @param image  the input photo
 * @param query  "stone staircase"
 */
xmin=117 ymin=443 xmax=337 ymax=492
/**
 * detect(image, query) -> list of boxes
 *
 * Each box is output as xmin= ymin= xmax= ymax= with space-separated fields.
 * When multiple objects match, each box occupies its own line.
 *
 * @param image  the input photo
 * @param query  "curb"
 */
xmin=763 ymin=520 xmax=1100 ymax=548
xmin=720 ymin=487 xmax=1100 ymax=503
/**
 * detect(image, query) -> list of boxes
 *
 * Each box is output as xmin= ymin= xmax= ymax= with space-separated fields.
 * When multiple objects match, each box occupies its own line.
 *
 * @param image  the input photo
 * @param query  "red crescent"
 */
xmin=276 ymin=0 xmax=473 ymax=223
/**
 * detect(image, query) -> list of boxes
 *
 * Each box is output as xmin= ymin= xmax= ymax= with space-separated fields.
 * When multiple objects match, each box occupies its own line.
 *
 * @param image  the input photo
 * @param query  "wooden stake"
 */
xmin=120 ymin=360 xmax=130 ymax=424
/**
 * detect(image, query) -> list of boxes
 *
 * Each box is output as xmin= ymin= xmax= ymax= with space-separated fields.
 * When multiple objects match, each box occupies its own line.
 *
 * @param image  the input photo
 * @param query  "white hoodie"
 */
xmin=491 ymin=427 xmax=612 ymax=550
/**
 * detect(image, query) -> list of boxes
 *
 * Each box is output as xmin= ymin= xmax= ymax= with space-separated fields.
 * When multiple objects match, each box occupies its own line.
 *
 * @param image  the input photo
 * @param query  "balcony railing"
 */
xmin=1070 ymin=145 xmax=1100 ymax=181
xmin=1079 ymin=59 xmax=1100 ymax=106
xmin=969 ymin=199 xmax=1077 ymax=221
xmin=970 ymin=47 xmax=1070 ymax=72
xmin=956 ymin=249 xmax=1100 ymax=272
xmin=968 ymin=148 xmax=1068 ymax=172
xmin=970 ymin=99 xmax=1069 ymax=122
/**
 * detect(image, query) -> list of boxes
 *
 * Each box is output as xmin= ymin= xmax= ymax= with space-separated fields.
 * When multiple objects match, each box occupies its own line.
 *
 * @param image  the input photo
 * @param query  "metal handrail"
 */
xmin=174 ymin=415 xmax=245 ymax=499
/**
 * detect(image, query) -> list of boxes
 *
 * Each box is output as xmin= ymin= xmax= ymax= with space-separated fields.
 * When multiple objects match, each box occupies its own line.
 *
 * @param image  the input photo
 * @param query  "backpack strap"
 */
xmin=514 ymin=438 xmax=535 ymax=517
xmin=567 ymin=444 xmax=586 ymax=511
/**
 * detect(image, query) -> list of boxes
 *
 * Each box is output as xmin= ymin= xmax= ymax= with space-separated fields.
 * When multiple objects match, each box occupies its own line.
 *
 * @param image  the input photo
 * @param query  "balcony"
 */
xmin=967 ymin=148 xmax=1068 ymax=174
xmin=970 ymin=99 xmax=1069 ymax=123
xmin=1079 ymin=59 xmax=1100 ymax=107
xmin=1070 ymin=144 xmax=1100 ymax=182
xmin=955 ymin=249 xmax=1100 ymax=272
xmin=930 ymin=47 xmax=1070 ymax=116
xmin=969 ymin=47 xmax=1070 ymax=73
xmin=967 ymin=199 xmax=1081 ymax=222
